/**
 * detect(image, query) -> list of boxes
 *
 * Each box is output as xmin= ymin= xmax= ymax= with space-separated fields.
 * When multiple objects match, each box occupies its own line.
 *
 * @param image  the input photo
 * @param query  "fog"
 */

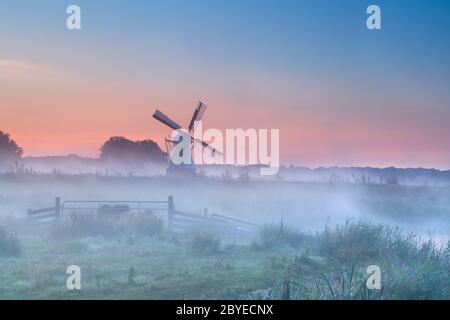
xmin=1 ymin=166 xmax=449 ymax=300
xmin=1 ymin=170 xmax=449 ymax=245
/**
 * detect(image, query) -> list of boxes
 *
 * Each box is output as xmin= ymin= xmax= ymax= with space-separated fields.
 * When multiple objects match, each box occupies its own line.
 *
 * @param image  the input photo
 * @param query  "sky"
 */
xmin=1 ymin=0 xmax=450 ymax=169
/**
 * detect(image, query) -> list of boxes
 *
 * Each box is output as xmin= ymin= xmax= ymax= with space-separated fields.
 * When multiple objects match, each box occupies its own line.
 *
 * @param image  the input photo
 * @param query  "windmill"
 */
xmin=153 ymin=101 xmax=222 ymax=176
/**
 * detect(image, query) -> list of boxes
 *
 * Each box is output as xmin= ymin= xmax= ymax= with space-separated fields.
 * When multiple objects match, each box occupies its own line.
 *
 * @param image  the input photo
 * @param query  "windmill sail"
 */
xmin=153 ymin=110 xmax=182 ymax=130
xmin=153 ymin=102 xmax=223 ymax=164
xmin=188 ymin=101 xmax=207 ymax=133
xmin=193 ymin=137 xmax=223 ymax=156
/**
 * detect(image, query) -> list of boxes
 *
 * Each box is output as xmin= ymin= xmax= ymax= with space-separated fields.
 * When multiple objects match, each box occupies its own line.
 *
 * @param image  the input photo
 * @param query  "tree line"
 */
xmin=0 ymin=131 xmax=167 ymax=165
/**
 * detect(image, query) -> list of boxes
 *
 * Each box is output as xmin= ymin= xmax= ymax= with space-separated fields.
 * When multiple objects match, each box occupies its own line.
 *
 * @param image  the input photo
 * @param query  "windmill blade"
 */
xmin=188 ymin=101 xmax=207 ymax=133
xmin=154 ymin=104 xmax=221 ymax=156
xmin=192 ymin=137 xmax=223 ymax=156
xmin=153 ymin=109 xmax=182 ymax=130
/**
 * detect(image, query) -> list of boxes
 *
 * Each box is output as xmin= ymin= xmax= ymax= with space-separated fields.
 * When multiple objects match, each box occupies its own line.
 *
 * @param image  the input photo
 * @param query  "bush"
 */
xmin=251 ymin=221 xmax=308 ymax=250
xmin=190 ymin=232 xmax=221 ymax=255
xmin=0 ymin=225 xmax=22 ymax=257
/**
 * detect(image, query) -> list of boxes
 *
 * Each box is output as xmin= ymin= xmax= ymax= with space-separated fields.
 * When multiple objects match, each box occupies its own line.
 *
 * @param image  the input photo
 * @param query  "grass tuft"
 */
xmin=251 ymin=221 xmax=308 ymax=250
xmin=189 ymin=232 xmax=221 ymax=255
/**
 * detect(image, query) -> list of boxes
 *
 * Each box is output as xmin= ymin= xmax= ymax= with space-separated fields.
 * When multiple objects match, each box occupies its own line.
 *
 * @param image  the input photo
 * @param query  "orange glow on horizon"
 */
xmin=2 ymin=59 xmax=449 ymax=169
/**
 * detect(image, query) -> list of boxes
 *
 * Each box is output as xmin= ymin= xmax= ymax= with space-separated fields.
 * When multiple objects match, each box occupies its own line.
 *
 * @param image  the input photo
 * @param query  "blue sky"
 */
xmin=1 ymin=0 xmax=450 ymax=168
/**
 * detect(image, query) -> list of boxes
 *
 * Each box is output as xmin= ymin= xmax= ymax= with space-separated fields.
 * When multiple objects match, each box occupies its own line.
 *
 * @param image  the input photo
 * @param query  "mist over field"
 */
xmin=0 ymin=165 xmax=449 ymax=300
xmin=1 ymin=135 xmax=449 ymax=300
xmin=1 ymin=167 xmax=449 ymax=243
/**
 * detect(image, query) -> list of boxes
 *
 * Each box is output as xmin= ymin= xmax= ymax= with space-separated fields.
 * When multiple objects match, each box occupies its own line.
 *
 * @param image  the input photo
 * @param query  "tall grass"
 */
xmin=189 ymin=232 xmax=221 ymax=255
xmin=247 ymin=220 xmax=449 ymax=300
xmin=50 ymin=213 xmax=164 ymax=239
xmin=315 ymin=221 xmax=449 ymax=299
xmin=121 ymin=213 xmax=164 ymax=237
xmin=316 ymin=221 xmax=446 ymax=264
xmin=251 ymin=221 xmax=309 ymax=250
xmin=50 ymin=214 xmax=119 ymax=239
xmin=0 ymin=224 xmax=22 ymax=257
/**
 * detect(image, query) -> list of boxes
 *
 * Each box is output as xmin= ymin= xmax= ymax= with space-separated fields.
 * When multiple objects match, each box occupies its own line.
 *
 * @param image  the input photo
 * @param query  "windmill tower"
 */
xmin=153 ymin=101 xmax=221 ymax=176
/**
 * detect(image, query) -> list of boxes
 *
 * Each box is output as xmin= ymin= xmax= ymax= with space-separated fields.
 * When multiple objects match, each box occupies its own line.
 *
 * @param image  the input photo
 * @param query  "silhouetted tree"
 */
xmin=99 ymin=137 xmax=166 ymax=163
xmin=0 ymin=131 xmax=23 ymax=164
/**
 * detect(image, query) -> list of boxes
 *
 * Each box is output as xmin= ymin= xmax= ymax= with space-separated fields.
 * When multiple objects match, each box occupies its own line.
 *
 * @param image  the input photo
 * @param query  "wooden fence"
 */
xmin=27 ymin=197 xmax=61 ymax=222
xmin=170 ymin=209 xmax=255 ymax=235
xmin=28 ymin=196 xmax=254 ymax=234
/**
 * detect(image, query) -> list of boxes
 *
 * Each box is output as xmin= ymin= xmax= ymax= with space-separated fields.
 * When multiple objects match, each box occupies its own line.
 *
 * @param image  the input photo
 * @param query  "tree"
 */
xmin=99 ymin=136 xmax=167 ymax=163
xmin=0 ymin=131 xmax=23 ymax=164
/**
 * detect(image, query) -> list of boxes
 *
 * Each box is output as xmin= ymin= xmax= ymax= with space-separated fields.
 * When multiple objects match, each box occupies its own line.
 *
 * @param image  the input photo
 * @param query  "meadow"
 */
xmin=0 ymin=174 xmax=449 ymax=300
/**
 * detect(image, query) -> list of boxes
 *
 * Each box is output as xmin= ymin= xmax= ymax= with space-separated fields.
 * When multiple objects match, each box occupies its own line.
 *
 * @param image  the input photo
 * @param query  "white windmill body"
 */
xmin=153 ymin=101 xmax=221 ymax=176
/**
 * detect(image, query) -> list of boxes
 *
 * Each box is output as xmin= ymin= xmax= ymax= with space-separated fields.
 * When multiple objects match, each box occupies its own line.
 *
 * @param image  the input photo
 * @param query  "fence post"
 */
xmin=55 ymin=197 xmax=61 ymax=218
xmin=168 ymin=196 xmax=174 ymax=232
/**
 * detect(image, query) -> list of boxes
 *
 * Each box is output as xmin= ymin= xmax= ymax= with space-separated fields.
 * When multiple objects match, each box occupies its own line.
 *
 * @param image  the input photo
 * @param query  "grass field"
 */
xmin=0 ymin=217 xmax=448 ymax=300
xmin=0 ymin=175 xmax=449 ymax=300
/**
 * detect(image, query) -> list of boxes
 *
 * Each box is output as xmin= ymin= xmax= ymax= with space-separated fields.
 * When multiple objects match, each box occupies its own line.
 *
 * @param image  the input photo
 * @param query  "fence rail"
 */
xmin=27 ymin=196 xmax=254 ymax=234
xmin=27 ymin=197 xmax=61 ymax=222
xmin=60 ymin=199 xmax=171 ymax=217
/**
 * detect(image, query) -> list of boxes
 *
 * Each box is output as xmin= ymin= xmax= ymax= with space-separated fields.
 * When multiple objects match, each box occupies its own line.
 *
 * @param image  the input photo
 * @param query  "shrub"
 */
xmin=190 ymin=232 xmax=221 ymax=255
xmin=0 ymin=224 xmax=22 ymax=257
